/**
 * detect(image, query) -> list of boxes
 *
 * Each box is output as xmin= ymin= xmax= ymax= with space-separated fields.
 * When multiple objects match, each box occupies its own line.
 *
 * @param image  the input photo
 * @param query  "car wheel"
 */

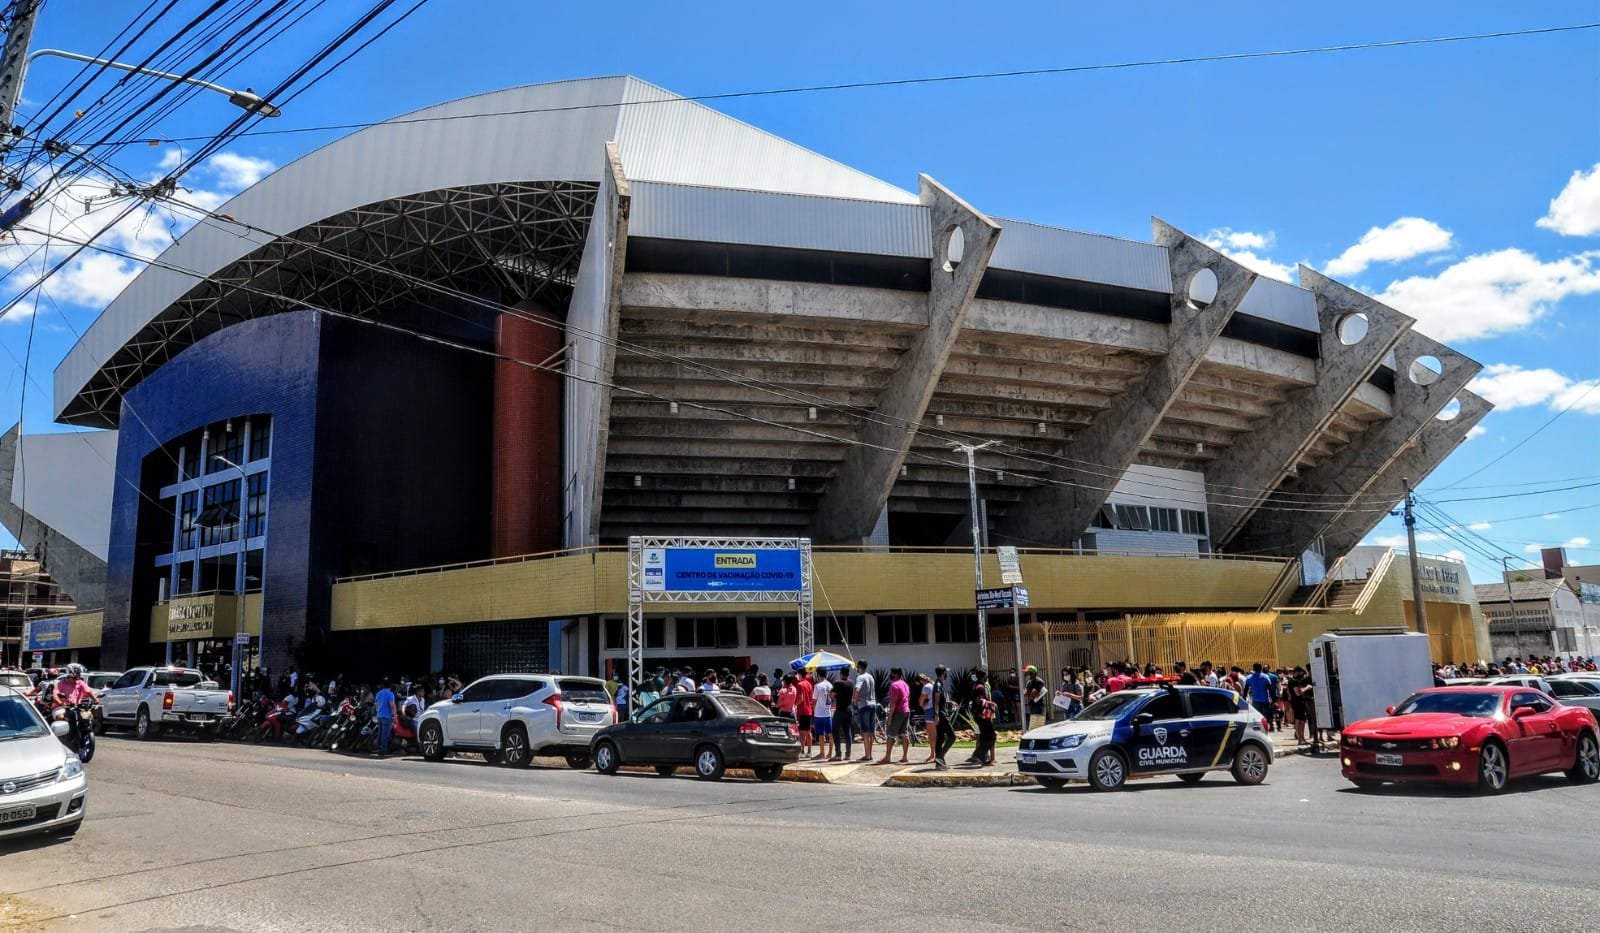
xmin=752 ymin=763 xmax=783 ymax=782
xmin=594 ymin=741 xmax=620 ymax=775
xmin=1567 ymin=731 xmax=1600 ymax=784
xmin=1087 ymin=749 xmax=1127 ymax=791
xmin=1476 ymin=741 xmax=1509 ymax=794
xmin=419 ymin=723 xmax=445 ymax=762
xmin=135 ymin=708 xmax=159 ymax=741
xmin=1035 ymin=777 xmax=1068 ymax=791
xmin=694 ymin=745 xmax=726 ymax=781
xmin=500 ymin=725 xmax=532 ymax=768
xmin=1231 ymin=743 xmax=1269 ymax=785
xmin=654 ymin=765 xmax=676 ymax=777
xmin=564 ymin=751 xmax=592 ymax=770
xmin=1176 ymin=772 xmax=1204 ymax=784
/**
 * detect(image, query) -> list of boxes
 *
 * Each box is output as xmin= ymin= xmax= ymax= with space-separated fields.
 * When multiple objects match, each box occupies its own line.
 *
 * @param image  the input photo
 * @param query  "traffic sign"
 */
xmin=235 ymin=632 xmax=251 ymax=646
xmin=976 ymin=586 xmax=1015 ymax=610
xmin=1013 ymin=585 xmax=1029 ymax=607
xmin=996 ymin=546 xmax=1023 ymax=585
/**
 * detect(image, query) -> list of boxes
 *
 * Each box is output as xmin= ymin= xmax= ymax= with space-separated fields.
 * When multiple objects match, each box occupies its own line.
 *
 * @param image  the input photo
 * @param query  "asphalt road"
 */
xmin=2 ymin=735 xmax=1598 ymax=932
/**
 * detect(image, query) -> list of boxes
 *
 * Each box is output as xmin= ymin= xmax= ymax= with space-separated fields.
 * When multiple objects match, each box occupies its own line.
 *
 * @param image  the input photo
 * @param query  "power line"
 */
xmin=99 ymin=21 xmax=1600 ymax=147
xmin=1437 ymin=380 xmax=1600 ymax=491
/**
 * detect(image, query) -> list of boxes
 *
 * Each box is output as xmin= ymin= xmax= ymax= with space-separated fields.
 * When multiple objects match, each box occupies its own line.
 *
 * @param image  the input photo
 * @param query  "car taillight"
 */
xmin=787 ymin=724 xmax=798 ymax=738
xmin=163 ymin=691 xmax=174 ymax=710
xmin=543 ymin=693 xmax=562 ymax=729
xmin=227 ymin=692 xmax=235 ymax=710
xmin=1260 ymin=717 xmax=1269 ymax=732
xmin=739 ymin=721 xmax=764 ymax=736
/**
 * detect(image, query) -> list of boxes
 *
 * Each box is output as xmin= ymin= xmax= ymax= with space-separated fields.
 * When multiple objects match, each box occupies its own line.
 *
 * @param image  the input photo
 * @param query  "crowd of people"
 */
xmin=1437 ymin=656 xmax=1599 ymax=677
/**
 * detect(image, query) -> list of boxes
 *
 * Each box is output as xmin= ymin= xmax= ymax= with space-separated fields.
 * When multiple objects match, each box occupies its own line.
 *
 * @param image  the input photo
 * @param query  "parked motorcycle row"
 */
xmin=212 ymin=694 xmax=422 ymax=756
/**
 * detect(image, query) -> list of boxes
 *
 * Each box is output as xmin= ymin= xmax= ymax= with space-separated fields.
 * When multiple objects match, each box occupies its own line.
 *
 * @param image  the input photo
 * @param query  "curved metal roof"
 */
xmin=54 ymin=76 xmax=918 ymax=422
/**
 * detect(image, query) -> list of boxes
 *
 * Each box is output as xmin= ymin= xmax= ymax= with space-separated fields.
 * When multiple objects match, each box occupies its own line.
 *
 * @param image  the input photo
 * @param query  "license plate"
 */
xmin=1018 ymin=752 xmax=1037 ymax=764
xmin=1375 ymin=753 xmax=1403 ymax=766
xmin=577 ymin=713 xmax=601 ymax=723
xmin=0 ymin=804 xmax=37 ymax=824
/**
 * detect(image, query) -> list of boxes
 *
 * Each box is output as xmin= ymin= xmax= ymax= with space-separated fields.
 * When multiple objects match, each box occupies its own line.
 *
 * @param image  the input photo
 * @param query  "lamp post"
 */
xmin=23 ymin=49 xmax=282 ymax=117
xmin=951 ymin=440 xmax=998 ymax=667
xmin=213 ymin=455 xmax=249 ymax=703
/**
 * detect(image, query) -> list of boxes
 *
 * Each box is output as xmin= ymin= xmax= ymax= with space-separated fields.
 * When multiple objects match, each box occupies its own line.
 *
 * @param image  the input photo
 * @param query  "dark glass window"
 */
xmin=207 ymin=425 xmax=243 ymax=474
xmin=605 ymin=618 xmax=624 ymax=650
xmin=248 ymin=417 xmax=272 ymax=462
xmin=1149 ymin=507 xmax=1180 ymax=533
xmin=1187 ymin=692 xmax=1239 ymax=717
xmin=747 ymin=616 xmax=799 ymax=647
xmin=181 ymin=443 xmax=200 ymax=482
xmin=1181 ymin=510 xmax=1208 ymax=536
xmin=245 ymin=473 xmax=268 ymax=538
xmin=196 ymin=480 xmax=241 ymax=547
xmin=817 ymin=615 xmax=864 ymax=646
xmin=646 ymin=619 xmax=665 ymax=649
xmin=677 ymin=617 xmax=738 ymax=649
xmin=1140 ymin=692 xmax=1185 ymax=721
xmin=877 ymin=615 xmax=927 ymax=645
xmin=178 ymin=491 xmax=198 ymax=550
xmin=933 ymin=614 xmax=979 ymax=644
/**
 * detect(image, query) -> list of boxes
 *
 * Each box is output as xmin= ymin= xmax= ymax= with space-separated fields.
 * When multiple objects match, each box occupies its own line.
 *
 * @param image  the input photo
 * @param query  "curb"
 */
xmin=886 ymin=770 xmax=1036 ymax=788
xmin=617 ymin=764 xmax=834 ymax=783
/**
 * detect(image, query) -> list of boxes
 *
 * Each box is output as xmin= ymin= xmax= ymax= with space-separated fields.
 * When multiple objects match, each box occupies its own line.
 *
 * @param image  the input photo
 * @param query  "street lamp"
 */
xmin=950 ymin=439 xmax=998 ymax=667
xmin=213 ymin=454 xmax=250 ymax=704
xmin=25 ymin=49 xmax=282 ymax=117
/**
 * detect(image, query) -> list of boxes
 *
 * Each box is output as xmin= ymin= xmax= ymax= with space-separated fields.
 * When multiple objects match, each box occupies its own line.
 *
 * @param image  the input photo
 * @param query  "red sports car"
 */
xmin=1341 ymin=686 xmax=1599 ymax=793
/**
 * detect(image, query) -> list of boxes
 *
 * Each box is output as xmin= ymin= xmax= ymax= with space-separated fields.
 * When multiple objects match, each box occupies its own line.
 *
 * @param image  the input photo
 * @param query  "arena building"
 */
xmin=1 ymin=77 xmax=1494 ymax=679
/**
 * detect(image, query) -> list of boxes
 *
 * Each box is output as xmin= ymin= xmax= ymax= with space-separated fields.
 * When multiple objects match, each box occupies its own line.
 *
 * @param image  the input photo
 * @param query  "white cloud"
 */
xmin=1201 ymin=228 xmax=1296 ymax=283
xmin=1369 ymin=534 xmax=1408 ymax=548
xmin=1467 ymin=364 xmax=1600 ymax=414
xmin=1543 ymin=513 xmax=1562 ymax=521
xmin=1323 ymin=217 xmax=1453 ymax=277
xmin=1538 ymin=162 xmax=1600 ymax=237
xmin=1377 ymin=248 xmax=1600 ymax=342
xmin=204 ymin=152 xmax=275 ymax=188
xmin=1465 ymin=425 xmax=1487 ymax=440
xmin=1525 ymin=543 xmax=1544 ymax=553
xmin=0 ymin=150 xmax=275 ymax=320
xmin=1440 ymin=549 xmax=1467 ymax=562
xmin=1467 ymin=521 xmax=1492 ymax=531
xmin=1564 ymin=536 xmax=1593 ymax=549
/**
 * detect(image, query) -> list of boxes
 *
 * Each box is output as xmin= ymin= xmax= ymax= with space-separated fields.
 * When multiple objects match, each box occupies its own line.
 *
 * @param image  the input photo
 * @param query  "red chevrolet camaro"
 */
xmin=1341 ymin=686 xmax=1600 ymax=794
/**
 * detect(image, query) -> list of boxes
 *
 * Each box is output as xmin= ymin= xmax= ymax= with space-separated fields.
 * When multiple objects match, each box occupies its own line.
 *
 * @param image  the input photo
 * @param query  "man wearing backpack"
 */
xmin=929 ymin=664 xmax=955 ymax=770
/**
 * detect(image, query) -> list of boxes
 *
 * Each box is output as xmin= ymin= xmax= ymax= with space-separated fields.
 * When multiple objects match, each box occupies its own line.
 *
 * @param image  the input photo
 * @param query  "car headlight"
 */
xmin=1428 ymin=736 xmax=1460 ymax=749
xmin=1049 ymin=734 xmax=1086 ymax=750
xmin=59 ymin=759 xmax=83 ymax=781
xmin=1343 ymin=734 xmax=1363 ymax=747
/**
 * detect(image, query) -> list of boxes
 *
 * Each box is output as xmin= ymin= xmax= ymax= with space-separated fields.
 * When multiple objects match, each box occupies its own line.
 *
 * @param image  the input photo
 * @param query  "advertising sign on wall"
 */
xmin=25 ymin=617 xmax=69 ymax=651
xmin=642 ymin=547 xmax=803 ymax=593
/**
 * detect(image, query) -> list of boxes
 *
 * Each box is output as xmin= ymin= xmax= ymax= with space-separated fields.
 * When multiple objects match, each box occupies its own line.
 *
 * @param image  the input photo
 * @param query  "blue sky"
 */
xmin=1 ymin=0 xmax=1596 ymax=585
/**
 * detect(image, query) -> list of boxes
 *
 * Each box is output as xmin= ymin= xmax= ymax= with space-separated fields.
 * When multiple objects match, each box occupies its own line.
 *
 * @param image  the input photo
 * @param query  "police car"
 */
xmin=1017 ymin=684 xmax=1273 ymax=791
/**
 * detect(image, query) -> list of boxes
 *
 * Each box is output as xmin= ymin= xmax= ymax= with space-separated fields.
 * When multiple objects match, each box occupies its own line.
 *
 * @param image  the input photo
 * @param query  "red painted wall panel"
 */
xmin=492 ymin=308 xmax=563 ymax=557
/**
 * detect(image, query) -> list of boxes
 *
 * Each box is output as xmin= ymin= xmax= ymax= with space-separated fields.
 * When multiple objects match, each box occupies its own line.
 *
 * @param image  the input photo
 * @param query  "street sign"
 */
xmin=30 ymin=651 xmax=42 ymax=666
xmin=997 ymin=546 xmax=1023 ymax=585
xmin=976 ymin=586 xmax=1015 ymax=610
xmin=235 ymin=632 xmax=251 ymax=645
xmin=1013 ymin=585 xmax=1029 ymax=607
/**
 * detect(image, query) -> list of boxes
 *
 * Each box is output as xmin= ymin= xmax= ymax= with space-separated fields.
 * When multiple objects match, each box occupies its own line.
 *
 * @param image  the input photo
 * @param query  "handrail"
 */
xmin=334 ymin=543 xmax=1292 ymax=585
xmin=1300 ymin=553 xmax=1347 ymax=610
xmin=1349 ymin=549 xmax=1394 ymax=616
xmin=1256 ymin=557 xmax=1302 ymax=612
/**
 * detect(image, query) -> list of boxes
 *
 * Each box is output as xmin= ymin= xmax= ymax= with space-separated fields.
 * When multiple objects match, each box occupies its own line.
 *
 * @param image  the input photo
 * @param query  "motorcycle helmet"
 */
xmin=66 ymin=663 xmax=86 ymax=677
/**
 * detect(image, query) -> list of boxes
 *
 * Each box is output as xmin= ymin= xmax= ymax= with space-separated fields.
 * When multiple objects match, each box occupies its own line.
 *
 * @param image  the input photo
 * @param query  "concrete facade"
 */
xmin=0 ymin=426 xmax=106 ymax=610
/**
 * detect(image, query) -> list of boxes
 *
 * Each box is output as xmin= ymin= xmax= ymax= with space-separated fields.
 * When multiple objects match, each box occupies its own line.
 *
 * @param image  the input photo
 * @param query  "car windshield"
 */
xmin=1394 ymin=691 xmax=1501 ymax=718
xmin=1076 ymin=691 xmax=1150 ymax=721
xmin=0 ymin=695 xmax=48 ymax=740
xmin=151 ymin=670 xmax=205 ymax=688
xmin=715 ymin=695 xmax=771 ymax=718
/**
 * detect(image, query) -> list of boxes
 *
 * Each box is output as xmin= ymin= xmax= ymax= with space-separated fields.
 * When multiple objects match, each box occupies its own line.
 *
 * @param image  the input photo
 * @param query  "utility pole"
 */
xmin=0 ymin=0 xmax=42 ymax=133
xmin=1402 ymin=477 xmax=1427 ymax=635
xmin=952 ymin=440 xmax=997 ymax=668
xmin=1499 ymin=556 xmax=1520 ymax=651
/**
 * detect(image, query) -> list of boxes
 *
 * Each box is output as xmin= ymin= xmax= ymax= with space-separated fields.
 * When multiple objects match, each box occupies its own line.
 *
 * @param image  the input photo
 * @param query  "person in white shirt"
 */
xmin=699 ymin=668 xmax=720 ymax=694
xmin=812 ymin=673 xmax=834 ymax=761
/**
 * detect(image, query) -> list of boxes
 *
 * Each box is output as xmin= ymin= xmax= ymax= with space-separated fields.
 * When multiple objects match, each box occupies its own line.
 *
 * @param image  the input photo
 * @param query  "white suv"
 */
xmin=417 ymin=674 xmax=614 ymax=768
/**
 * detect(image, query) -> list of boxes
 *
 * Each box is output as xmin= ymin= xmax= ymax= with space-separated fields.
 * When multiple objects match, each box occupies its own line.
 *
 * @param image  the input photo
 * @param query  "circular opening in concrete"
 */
xmin=1187 ymin=267 xmax=1218 ymax=308
xmin=941 ymin=225 xmax=965 ymax=272
xmin=1408 ymin=355 xmax=1444 ymax=386
xmin=1436 ymin=397 xmax=1462 ymax=421
xmin=1336 ymin=311 xmax=1370 ymax=346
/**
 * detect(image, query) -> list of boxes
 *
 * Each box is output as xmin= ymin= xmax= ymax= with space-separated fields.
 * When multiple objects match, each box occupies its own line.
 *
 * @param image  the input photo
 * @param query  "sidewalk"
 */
xmin=778 ymin=726 xmax=1313 ymax=788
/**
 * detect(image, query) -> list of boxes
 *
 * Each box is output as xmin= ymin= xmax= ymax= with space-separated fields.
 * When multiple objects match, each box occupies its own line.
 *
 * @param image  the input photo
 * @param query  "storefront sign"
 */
xmin=167 ymin=596 xmax=218 ymax=638
xmin=997 ymin=546 xmax=1023 ymax=585
xmin=24 ymin=618 xmax=69 ymax=651
xmin=641 ymin=547 xmax=802 ymax=593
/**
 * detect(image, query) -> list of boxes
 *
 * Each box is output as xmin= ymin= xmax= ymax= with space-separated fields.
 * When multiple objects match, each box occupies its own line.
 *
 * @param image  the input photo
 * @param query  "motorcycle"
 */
xmin=53 ymin=697 xmax=97 ymax=763
xmin=251 ymin=698 xmax=297 ymax=743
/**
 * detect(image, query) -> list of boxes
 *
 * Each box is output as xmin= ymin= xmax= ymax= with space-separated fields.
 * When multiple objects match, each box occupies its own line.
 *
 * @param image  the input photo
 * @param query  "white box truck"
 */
xmin=1309 ymin=631 xmax=1434 ymax=731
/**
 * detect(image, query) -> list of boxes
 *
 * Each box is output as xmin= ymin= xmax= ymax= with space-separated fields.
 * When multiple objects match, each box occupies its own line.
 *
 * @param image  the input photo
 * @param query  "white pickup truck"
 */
xmin=99 ymin=666 xmax=233 ymax=739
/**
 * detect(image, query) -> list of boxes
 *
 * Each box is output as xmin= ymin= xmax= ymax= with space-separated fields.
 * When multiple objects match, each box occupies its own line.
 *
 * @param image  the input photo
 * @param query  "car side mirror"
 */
xmin=1385 ymin=706 xmax=1396 ymax=716
xmin=51 ymin=720 xmax=70 ymax=737
xmin=451 ymin=693 xmax=464 ymax=703
xmin=1511 ymin=706 xmax=1535 ymax=719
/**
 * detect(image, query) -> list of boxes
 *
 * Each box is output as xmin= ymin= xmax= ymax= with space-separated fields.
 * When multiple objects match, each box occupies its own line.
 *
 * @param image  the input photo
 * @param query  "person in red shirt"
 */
xmin=794 ymin=672 xmax=815 ymax=758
